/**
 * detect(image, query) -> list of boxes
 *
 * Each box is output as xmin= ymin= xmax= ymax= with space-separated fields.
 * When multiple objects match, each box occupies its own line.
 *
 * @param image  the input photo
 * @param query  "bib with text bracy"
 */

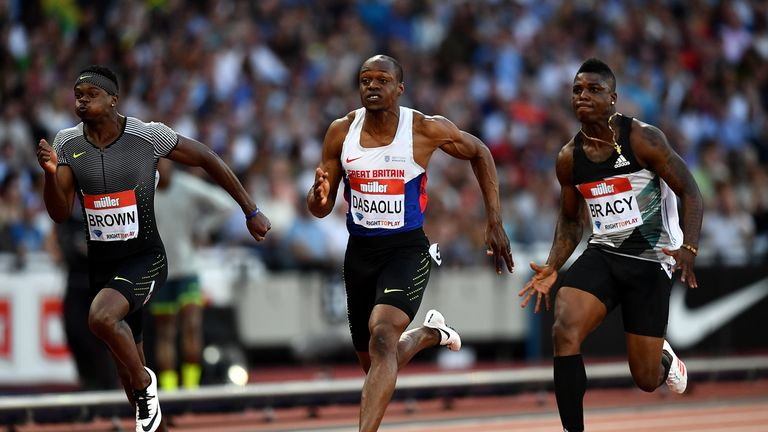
xmin=578 ymin=177 xmax=643 ymax=234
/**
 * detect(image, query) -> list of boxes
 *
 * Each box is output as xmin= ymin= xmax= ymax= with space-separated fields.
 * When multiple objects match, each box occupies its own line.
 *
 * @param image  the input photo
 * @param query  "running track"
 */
xmin=14 ymin=379 xmax=768 ymax=431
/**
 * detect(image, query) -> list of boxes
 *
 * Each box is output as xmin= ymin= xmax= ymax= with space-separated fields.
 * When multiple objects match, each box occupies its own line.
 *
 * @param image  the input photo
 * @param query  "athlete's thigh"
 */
xmin=109 ymin=250 xmax=168 ymax=313
xmin=557 ymin=248 xmax=616 ymax=332
xmin=374 ymin=243 xmax=431 ymax=321
xmin=343 ymin=243 xmax=381 ymax=352
xmin=617 ymin=257 xmax=672 ymax=337
xmin=104 ymin=250 xmax=168 ymax=343
xmin=554 ymin=287 xmax=607 ymax=339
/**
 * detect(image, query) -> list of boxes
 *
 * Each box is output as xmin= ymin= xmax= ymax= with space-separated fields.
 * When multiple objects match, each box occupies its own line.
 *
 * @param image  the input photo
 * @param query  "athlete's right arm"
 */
xmin=519 ymin=143 xmax=583 ymax=312
xmin=37 ymin=138 xmax=75 ymax=223
xmin=545 ymin=143 xmax=584 ymax=271
xmin=307 ymin=116 xmax=348 ymax=218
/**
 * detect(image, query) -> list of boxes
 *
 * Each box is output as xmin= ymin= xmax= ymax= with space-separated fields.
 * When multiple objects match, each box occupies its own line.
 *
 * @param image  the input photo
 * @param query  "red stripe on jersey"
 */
xmin=349 ymin=177 xmax=405 ymax=195
xmin=577 ymin=177 xmax=632 ymax=199
xmin=83 ymin=190 xmax=137 ymax=209
xmin=419 ymin=174 xmax=428 ymax=212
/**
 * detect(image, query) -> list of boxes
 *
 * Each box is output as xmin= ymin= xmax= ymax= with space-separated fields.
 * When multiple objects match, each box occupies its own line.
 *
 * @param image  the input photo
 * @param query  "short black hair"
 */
xmin=576 ymin=58 xmax=615 ymax=89
xmin=363 ymin=55 xmax=404 ymax=83
xmin=78 ymin=65 xmax=119 ymax=93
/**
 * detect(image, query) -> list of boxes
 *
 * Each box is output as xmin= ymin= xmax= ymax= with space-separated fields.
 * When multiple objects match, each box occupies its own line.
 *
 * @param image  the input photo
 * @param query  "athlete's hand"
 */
xmin=246 ymin=210 xmax=271 ymax=242
xmin=485 ymin=220 xmax=514 ymax=274
xmin=310 ymin=167 xmax=330 ymax=206
xmin=37 ymin=139 xmax=58 ymax=174
xmin=519 ymin=262 xmax=556 ymax=313
xmin=662 ymin=247 xmax=698 ymax=288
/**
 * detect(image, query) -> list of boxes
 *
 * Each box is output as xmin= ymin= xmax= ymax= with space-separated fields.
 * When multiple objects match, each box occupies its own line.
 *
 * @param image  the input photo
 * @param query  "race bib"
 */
xmin=578 ymin=177 xmax=642 ymax=234
xmin=83 ymin=190 xmax=139 ymax=241
xmin=349 ymin=177 xmax=405 ymax=229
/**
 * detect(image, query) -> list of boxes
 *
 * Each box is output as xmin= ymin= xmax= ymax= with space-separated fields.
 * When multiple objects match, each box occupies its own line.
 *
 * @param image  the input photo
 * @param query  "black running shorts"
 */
xmin=561 ymin=246 xmax=672 ymax=337
xmin=344 ymin=228 xmax=431 ymax=352
xmin=89 ymin=246 xmax=168 ymax=343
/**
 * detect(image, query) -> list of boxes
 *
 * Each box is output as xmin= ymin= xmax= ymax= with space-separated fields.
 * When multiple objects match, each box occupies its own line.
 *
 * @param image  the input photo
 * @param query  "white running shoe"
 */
xmin=423 ymin=309 xmax=461 ymax=352
xmin=663 ymin=340 xmax=687 ymax=394
xmin=134 ymin=367 xmax=162 ymax=432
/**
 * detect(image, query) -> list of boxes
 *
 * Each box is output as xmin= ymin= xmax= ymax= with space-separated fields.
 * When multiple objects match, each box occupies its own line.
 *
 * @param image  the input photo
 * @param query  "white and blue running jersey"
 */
xmin=341 ymin=106 xmax=428 ymax=236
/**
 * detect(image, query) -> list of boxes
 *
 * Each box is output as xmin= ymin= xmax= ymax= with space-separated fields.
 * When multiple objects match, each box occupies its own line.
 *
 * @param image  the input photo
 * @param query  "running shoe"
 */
xmin=134 ymin=367 xmax=162 ymax=432
xmin=423 ymin=309 xmax=461 ymax=351
xmin=663 ymin=340 xmax=687 ymax=393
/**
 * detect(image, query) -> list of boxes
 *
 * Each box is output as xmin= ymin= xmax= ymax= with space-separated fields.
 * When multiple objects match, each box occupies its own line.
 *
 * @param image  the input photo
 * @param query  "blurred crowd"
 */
xmin=1 ymin=0 xmax=767 ymax=271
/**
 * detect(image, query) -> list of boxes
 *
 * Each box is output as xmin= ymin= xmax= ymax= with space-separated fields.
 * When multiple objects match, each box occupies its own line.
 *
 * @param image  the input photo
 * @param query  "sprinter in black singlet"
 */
xmin=518 ymin=59 xmax=703 ymax=432
xmin=308 ymin=55 xmax=514 ymax=432
xmin=37 ymin=65 xmax=270 ymax=432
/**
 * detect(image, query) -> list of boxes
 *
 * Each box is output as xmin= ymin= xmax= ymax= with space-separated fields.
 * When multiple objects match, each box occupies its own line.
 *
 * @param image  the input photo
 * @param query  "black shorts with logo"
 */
xmin=561 ymin=246 xmax=672 ymax=337
xmin=89 ymin=245 xmax=168 ymax=343
xmin=344 ymin=227 xmax=431 ymax=352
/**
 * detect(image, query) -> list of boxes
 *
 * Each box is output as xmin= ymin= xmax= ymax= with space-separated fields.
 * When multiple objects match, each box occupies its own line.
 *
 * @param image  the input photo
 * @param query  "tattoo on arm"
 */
xmin=547 ymin=210 xmax=583 ymax=270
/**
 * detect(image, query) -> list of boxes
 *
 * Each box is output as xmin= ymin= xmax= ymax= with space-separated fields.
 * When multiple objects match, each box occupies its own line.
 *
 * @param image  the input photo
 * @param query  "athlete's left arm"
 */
xmin=167 ymin=135 xmax=270 ymax=241
xmin=426 ymin=116 xmax=514 ymax=274
xmin=632 ymin=121 xmax=703 ymax=288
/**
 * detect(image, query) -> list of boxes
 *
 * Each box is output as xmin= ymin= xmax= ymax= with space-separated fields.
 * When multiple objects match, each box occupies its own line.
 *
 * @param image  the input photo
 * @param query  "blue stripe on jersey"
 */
xmin=345 ymin=172 xmax=426 ymax=236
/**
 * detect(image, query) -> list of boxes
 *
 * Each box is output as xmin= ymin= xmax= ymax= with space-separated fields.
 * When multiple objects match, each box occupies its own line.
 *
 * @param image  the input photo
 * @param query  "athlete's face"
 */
xmin=572 ymin=72 xmax=616 ymax=123
xmin=73 ymin=83 xmax=115 ymax=120
xmin=359 ymin=60 xmax=404 ymax=111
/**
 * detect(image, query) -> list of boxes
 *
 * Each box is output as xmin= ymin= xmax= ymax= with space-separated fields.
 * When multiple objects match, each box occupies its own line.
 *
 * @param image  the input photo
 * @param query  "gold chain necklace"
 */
xmin=580 ymin=112 xmax=621 ymax=155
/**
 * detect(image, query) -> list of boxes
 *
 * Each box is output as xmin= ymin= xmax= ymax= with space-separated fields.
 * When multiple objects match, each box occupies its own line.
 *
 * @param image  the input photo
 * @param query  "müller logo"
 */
xmin=93 ymin=196 xmax=121 ymax=208
xmin=360 ymin=181 xmax=388 ymax=193
xmin=590 ymin=182 xmax=615 ymax=197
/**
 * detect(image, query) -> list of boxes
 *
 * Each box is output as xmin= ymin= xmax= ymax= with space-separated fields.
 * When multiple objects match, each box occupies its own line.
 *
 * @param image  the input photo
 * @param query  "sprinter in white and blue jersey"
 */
xmin=307 ymin=55 xmax=514 ymax=432
xmin=37 ymin=65 xmax=271 ymax=432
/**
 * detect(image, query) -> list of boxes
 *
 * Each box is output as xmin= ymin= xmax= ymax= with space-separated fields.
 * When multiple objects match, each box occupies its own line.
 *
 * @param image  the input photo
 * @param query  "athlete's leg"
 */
xmin=111 ymin=350 xmax=134 ymax=404
xmin=88 ymin=288 xmax=150 ymax=390
xmin=552 ymin=287 xmax=608 ymax=432
xmin=625 ymin=333 xmax=667 ymax=391
xmin=617 ymin=255 xmax=675 ymax=393
xmin=111 ymin=344 xmax=169 ymax=432
xmin=153 ymin=312 xmax=178 ymax=390
xmin=358 ymin=304 xmax=410 ymax=432
xmin=179 ymin=302 xmax=203 ymax=388
xmin=64 ymin=278 xmax=117 ymax=391
xmin=354 ymin=319 xmax=441 ymax=375
xmin=396 ymin=323 xmax=441 ymax=366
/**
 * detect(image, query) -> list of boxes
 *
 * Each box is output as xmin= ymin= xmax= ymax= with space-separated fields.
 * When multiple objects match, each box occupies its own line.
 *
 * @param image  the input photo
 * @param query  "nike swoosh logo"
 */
xmin=667 ymin=277 xmax=768 ymax=349
xmin=78 ymin=75 xmax=92 ymax=80
xmin=383 ymin=288 xmax=403 ymax=294
xmin=114 ymin=276 xmax=133 ymax=284
xmin=345 ymin=155 xmax=363 ymax=163
xmin=142 ymin=409 xmax=159 ymax=432
xmin=73 ymin=151 xmax=86 ymax=158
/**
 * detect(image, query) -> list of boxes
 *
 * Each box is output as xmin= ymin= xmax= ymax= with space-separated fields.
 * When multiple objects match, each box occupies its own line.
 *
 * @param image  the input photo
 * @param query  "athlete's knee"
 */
xmin=552 ymin=319 xmax=583 ymax=353
xmin=368 ymin=322 xmax=400 ymax=357
xmin=88 ymin=307 xmax=120 ymax=337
